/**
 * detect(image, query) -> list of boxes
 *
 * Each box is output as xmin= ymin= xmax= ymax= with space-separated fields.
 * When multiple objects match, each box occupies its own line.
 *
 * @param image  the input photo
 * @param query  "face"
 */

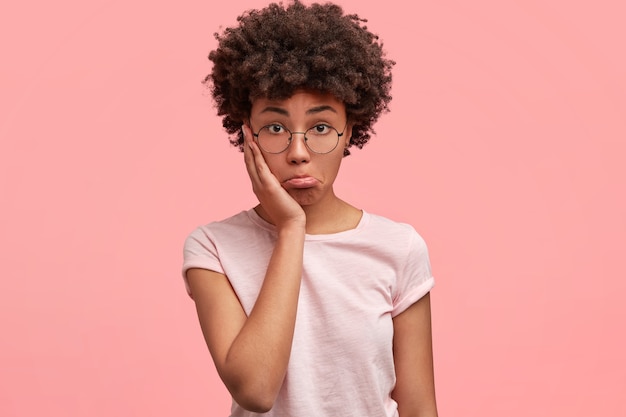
xmin=247 ymin=90 xmax=352 ymax=208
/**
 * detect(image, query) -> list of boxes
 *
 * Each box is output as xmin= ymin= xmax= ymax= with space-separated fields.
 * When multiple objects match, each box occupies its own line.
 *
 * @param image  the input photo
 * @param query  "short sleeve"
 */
xmin=181 ymin=227 xmax=225 ymax=297
xmin=391 ymin=229 xmax=435 ymax=317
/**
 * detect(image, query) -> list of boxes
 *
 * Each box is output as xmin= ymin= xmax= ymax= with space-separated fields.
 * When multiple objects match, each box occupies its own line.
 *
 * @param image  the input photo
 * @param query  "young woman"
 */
xmin=182 ymin=1 xmax=438 ymax=416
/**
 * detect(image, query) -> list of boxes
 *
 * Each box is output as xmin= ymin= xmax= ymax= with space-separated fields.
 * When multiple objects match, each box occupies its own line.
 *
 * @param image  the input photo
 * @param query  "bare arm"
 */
xmin=391 ymin=292 xmax=438 ymax=417
xmin=187 ymin=127 xmax=305 ymax=412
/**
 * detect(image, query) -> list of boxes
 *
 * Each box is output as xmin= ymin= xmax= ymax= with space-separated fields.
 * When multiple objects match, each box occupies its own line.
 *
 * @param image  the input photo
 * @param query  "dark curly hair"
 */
xmin=205 ymin=0 xmax=395 ymax=156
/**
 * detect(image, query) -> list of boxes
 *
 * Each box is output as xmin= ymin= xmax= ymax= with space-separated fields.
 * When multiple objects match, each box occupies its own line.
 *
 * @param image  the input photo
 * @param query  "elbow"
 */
xmin=228 ymin=382 xmax=277 ymax=413
xmin=238 ymin=399 xmax=274 ymax=414
xmin=219 ymin=360 xmax=283 ymax=412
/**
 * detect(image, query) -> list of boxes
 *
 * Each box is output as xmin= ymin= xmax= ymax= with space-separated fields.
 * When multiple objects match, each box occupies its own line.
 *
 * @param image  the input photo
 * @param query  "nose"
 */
xmin=286 ymin=131 xmax=310 ymax=164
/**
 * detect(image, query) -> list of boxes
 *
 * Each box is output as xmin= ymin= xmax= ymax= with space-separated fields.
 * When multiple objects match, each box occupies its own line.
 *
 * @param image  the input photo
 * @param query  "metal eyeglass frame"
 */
xmin=251 ymin=123 xmax=348 ymax=154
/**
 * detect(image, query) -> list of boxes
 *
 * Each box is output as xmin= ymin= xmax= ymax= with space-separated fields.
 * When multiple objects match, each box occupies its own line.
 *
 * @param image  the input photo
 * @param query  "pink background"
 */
xmin=1 ymin=0 xmax=624 ymax=415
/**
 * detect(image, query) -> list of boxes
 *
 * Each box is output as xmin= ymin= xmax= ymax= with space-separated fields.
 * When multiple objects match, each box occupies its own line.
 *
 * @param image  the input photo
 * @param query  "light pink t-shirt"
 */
xmin=182 ymin=209 xmax=434 ymax=417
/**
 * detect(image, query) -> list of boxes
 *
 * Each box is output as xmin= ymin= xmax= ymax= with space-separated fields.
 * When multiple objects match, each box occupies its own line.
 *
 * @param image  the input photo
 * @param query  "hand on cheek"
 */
xmin=242 ymin=125 xmax=306 ymax=230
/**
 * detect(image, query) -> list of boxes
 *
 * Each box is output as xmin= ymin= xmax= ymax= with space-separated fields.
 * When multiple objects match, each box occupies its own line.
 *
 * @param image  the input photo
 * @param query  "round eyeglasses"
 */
xmin=252 ymin=123 xmax=346 ymax=154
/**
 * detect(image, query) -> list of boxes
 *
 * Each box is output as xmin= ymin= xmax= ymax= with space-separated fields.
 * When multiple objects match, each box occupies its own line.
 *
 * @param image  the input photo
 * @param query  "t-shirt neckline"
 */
xmin=246 ymin=207 xmax=370 ymax=241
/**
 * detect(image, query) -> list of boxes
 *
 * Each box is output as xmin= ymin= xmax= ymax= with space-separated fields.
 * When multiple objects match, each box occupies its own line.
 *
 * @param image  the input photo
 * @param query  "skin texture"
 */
xmin=392 ymin=293 xmax=438 ymax=416
xmin=245 ymin=90 xmax=360 ymax=233
xmin=187 ymin=91 xmax=437 ymax=415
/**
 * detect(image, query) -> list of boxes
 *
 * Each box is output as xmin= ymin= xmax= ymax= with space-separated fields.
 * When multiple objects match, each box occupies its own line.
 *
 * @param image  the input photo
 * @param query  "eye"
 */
xmin=266 ymin=124 xmax=287 ymax=135
xmin=310 ymin=124 xmax=332 ymax=135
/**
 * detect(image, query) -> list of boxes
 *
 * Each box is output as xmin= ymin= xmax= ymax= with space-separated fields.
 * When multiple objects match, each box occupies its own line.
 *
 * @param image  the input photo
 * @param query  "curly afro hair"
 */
xmin=205 ymin=0 xmax=395 ymax=156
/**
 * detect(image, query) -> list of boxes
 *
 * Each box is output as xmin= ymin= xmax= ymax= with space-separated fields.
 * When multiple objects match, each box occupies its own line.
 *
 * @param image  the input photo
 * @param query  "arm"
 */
xmin=187 ymin=127 xmax=306 ymax=412
xmin=391 ymin=292 xmax=438 ymax=417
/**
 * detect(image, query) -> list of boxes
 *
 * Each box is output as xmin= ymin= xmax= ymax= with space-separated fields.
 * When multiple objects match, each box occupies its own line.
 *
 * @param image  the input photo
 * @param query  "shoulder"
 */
xmin=363 ymin=211 xmax=428 ymax=249
xmin=343 ymin=211 xmax=431 ymax=272
xmin=183 ymin=210 xmax=250 ymax=256
xmin=185 ymin=210 xmax=257 ymax=243
xmin=183 ymin=208 xmax=277 ymax=262
xmin=181 ymin=209 xmax=268 ymax=294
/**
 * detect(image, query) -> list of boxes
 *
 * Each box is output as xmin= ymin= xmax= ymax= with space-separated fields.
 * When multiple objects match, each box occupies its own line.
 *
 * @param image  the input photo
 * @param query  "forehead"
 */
xmin=251 ymin=90 xmax=345 ymax=117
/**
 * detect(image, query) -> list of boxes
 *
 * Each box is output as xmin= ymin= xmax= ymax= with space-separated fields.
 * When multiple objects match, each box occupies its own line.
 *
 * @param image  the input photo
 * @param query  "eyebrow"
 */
xmin=259 ymin=105 xmax=338 ymax=116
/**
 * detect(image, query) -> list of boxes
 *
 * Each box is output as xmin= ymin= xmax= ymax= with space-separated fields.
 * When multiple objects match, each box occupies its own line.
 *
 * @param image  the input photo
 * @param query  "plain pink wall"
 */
xmin=1 ymin=0 xmax=624 ymax=416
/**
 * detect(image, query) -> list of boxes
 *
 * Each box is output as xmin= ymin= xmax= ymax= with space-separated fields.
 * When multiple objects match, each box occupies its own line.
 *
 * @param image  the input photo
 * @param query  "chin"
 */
xmin=288 ymin=188 xmax=320 ymax=206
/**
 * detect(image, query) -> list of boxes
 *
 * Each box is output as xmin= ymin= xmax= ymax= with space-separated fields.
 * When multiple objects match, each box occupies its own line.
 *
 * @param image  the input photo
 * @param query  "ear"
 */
xmin=344 ymin=123 xmax=354 ymax=147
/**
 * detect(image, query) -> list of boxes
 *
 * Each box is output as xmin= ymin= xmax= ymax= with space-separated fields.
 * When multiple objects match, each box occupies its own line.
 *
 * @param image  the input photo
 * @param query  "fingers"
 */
xmin=243 ymin=124 xmax=278 ymax=187
xmin=243 ymin=125 xmax=261 ymax=185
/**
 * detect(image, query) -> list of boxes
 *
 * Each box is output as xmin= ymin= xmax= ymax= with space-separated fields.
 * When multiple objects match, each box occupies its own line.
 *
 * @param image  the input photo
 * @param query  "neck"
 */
xmin=255 ymin=192 xmax=361 ymax=235
xmin=303 ymin=195 xmax=353 ymax=234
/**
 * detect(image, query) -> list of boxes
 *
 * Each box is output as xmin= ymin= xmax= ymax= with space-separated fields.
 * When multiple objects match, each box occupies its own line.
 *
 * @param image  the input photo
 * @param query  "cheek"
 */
xmin=323 ymin=155 xmax=344 ymax=178
xmin=260 ymin=154 xmax=283 ymax=174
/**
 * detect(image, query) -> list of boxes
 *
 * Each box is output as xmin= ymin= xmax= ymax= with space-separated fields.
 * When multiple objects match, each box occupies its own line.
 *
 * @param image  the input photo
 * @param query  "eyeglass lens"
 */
xmin=256 ymin=125 xmax=340 ymax=154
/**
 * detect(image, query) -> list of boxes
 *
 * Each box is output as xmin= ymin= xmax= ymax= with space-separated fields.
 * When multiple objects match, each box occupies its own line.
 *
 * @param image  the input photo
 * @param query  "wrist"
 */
xmin=276 ymin=220 xmax=306 ymax=237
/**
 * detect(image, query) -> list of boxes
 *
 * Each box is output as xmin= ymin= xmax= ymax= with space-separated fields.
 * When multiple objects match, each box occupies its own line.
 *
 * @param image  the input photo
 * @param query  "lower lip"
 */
xmin=284 ymin=177 xmax=319 ymax=188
